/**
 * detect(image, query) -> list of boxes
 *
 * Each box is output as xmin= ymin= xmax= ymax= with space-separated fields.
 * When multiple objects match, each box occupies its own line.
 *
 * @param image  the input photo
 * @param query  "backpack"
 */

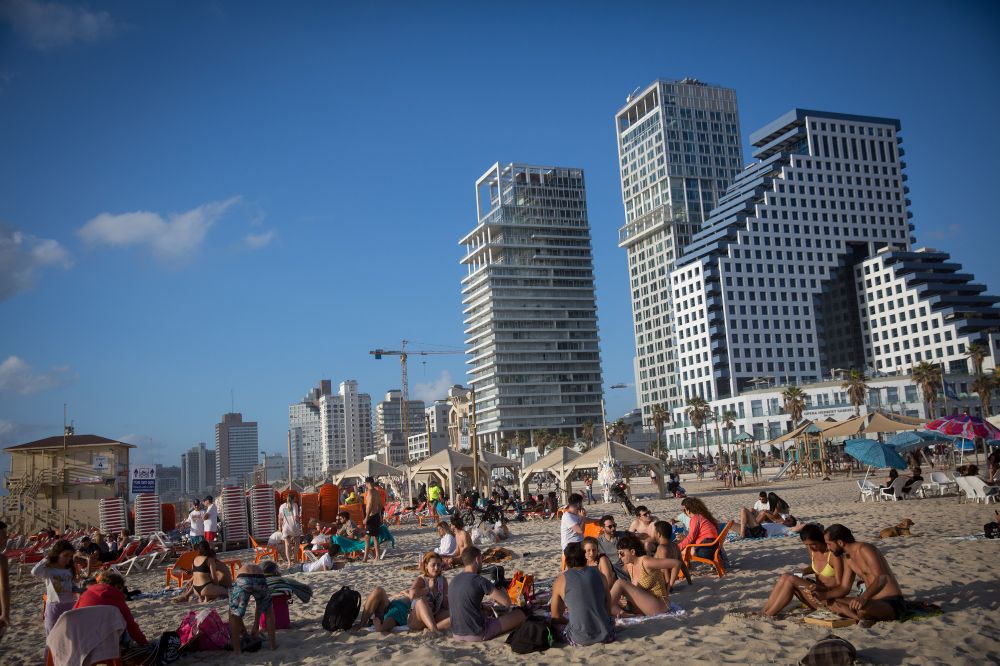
xmin=799 ymin=633 xmax=858 ymax=666
xmin=322 ymin=586 xmax=362 ymax=631
xmin=177 ymin=609 xmax=230 ymax=651
xmin=505 ymin=617 xmax=553 ymax=654
xmin=985 ymin=521 xmax=1000 ymax=539
xmin=480 ymin=564 xmax=506 ymax=588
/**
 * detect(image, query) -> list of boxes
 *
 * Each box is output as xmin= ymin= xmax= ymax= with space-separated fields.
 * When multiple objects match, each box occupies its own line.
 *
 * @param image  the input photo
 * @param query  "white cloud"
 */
xmin=78 ymin=196 xmax=241 ymax=263
xmin=0 ymin=0 xmax=116 ymax=50
xmin=0 ymin=418 xmax=50 ymax=447
xmin=243 ymin=230 xmax=275 ymax=250
xmin=0 ymin=225 xmax=73 ymax=301
xmin=411 ymin=370 xmax=454 ymax=404
xmin=0 ymin=355 xmax=76 ymax=395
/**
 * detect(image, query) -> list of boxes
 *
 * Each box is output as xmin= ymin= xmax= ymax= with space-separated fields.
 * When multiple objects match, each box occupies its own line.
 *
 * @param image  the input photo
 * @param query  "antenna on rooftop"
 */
xmin=231 ymin=388 xmax=234 ymax=413
xmin=626 ymin=86 xmax=641 ymax=103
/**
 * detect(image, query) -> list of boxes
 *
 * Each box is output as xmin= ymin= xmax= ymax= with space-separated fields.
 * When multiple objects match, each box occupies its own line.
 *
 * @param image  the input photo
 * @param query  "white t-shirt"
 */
xmin=752 ymin=499 xmax=769 ymax=513
xmin=279 ymin=502 xmax=301 ymax=537
xmin=204 ymin=504 xmax=218 ymax=532
xmin=762 ymin=523 xmax=790 ymax=537
xmin=310 ymin=533 xmax=330 ymax=550
xmin=560 ymin=511 xmax=584 ymax=551
xmin=303 ymin=553 xmax=334 ymax=573
xmin=435 ymin=533 xmax=457 ymax=556
xmin=188 ymin=509 xmax=205 ymax=536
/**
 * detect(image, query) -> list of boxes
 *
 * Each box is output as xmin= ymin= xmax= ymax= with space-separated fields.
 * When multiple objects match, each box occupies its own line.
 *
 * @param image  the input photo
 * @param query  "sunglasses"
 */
xmin=604 ymin=523 xmax=616 ymax=528
xmin=640 ymin=512 xmax=650 ymax=517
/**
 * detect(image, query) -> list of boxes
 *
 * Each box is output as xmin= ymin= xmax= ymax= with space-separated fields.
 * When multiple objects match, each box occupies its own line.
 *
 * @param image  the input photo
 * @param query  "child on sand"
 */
xmin=32 ymin=539 xmax=79 ymax=633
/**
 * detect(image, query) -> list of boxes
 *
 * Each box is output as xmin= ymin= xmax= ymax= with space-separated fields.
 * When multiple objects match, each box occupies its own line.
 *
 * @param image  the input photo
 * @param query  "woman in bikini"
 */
xmin=608 ymin=534 xmax=680 ymax=617
xmin=761 ymin=523 xmax=843 ymax=617
xmin=174 ymin=541 xmax=231 ymax=603
xmin=582 ymin=536 xmax=615 ymax=592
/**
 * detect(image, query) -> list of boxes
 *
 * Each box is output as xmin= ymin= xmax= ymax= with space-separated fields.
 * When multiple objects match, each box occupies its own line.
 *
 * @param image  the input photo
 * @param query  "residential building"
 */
xmin=2 ymin=434 xmax=134 ymax=533
xmin=254 ymin=453 xmax=288 ymax=485
xmin=181 ymin=442 xmax=215 ymax=496
xmin=155 ymin=464 xmax=182 ymax=499
xmin=425 ymin=400 xmax=450 ymax=435
xmin=407 ymin=431 xmax=449 ymax=461
xmin=377 ymin=432 xmax=408 ymax=468
xmin=215 ymin=412 xmax=259 ymax=488
xmin=320 ymin=379 xmax=373 ymax=474
xmin=289 ymin=380 xmax=330 ymax=480
xmin=616 ymin=78 xmax=744 ymax=418
xmin=374 ymin=390 xmax=426 ymax=445
xmin=460 ymin=162 xmax=604 ymax=451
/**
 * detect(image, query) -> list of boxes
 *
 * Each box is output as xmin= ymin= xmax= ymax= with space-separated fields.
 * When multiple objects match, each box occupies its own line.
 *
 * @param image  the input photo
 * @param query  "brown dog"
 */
xmin=879 ymin=518 xmax=915 ymax=538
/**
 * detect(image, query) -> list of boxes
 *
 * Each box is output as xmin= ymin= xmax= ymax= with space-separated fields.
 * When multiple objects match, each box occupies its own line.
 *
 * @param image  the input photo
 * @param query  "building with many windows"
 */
xmin=289 ymin=379 xmax=374 ymax=479
xmin=615 ymin=79 xmax=744 ymax=419
xmin=215 ymin=413 xmax=258 ymax=487
xmin=289 ymin=381 xmax=330 ymax=480
xmin=375 ymin=390 xmax=426 ymax=446
xmin=460 ymin=163 xmax=604 ymax=451
xmin=181 ymin=442 xmax=215 ymax=497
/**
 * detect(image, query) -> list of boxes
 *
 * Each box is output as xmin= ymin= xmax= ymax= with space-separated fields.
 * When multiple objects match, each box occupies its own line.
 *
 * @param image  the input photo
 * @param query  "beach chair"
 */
xmin=964 ymin=476 xmax=999 ymax=504
xmin=681 ymin=520 xmax=733 ymax=578
xmin=164 ymin=549 xmax=197 ymax=588
xmin=879 ymin=477 xmax=910 ymax=501
xmin=383 ymin=502 xmax=402 ymax=525
xmin=46 ymin=606 xmax=125 ymax=666
xmin=97 ymin=541 xmax=140 ymax=575
xmin=857 ymin=479 xmax=881 ymax=502
xmin=920 ymin=471 xmax=957 ymax=497
xmin=250 ymin=535 xmax=281 ymax=564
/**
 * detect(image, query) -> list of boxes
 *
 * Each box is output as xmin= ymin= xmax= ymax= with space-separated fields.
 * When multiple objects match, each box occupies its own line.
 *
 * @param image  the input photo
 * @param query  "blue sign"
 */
xmin=131 ymin=465 xmax=156 ymax=495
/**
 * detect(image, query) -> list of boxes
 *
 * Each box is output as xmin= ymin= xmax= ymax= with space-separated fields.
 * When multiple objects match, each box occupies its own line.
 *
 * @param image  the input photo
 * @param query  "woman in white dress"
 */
xmin=277 ymin=494 xmax=301 ymax=567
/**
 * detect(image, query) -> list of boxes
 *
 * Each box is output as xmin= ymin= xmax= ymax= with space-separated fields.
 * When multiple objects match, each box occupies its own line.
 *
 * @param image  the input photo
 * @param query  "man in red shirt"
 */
xmin=74 ymin=571 xmax=147 ymax=645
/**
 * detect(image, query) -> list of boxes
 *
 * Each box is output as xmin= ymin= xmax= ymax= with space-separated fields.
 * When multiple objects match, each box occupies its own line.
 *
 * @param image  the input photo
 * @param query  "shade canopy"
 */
xmin=732 ymin=431 xmax=755 ymax=442
xmin=926 ymin=414 xmax=1000 ymax=440
xmin=844 ymin=438 xmax=908 ymax=469
xmin=564 ymin=442 xmax=664 ymax=499
xmin=406 ymin=448 xmax=490 ymax=504
xmin=887 ymin=430 xmax=950 ymax=453
xmin=864 ymin=412 xmax=924 ymax=434
xmin=521 ymin=447 xmax=580 ymax=475
xmin=333 ymin=459 xmax=405 ymax=485
xmin=479 ymin=449 xmax=522 ymax=470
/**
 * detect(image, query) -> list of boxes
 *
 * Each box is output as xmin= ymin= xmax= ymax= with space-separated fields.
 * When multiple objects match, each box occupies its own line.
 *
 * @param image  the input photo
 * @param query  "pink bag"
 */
xmin=177 ymin=608 xmax=231 ymax=651
xmin=259 ymin=594 xmax=291 ymax=630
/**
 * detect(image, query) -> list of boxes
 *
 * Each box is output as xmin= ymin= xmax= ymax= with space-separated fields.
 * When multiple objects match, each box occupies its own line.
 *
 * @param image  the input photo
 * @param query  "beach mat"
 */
xmin=615 ymin=603 xmax=686 ymax=626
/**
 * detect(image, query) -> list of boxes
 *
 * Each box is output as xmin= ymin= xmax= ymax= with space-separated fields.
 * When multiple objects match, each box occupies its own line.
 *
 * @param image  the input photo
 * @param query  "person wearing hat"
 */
xmin=203 ymin=495 xmax=219 ymax=543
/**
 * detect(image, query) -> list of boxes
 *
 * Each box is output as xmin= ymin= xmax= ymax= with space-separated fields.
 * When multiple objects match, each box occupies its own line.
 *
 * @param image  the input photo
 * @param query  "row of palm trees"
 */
xmin=495 ymin=419 xmax=633 ymax=458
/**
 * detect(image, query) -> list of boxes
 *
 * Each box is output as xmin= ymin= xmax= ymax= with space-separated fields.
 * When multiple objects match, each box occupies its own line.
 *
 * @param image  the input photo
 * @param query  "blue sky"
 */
xmin=1 ymin=0 xmax=998 ymax=469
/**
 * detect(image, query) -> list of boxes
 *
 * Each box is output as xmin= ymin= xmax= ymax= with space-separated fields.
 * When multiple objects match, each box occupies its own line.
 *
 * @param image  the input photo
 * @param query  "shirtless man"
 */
xmin=450 ymin=514 xmax=472 ymax=566
xmin=362 ymin=477 xmax=384 ymax=563
xmin=814 ymin=524 xmax=906 ymax=625
xmin=627 ymin=506 xmax=659 ymax=555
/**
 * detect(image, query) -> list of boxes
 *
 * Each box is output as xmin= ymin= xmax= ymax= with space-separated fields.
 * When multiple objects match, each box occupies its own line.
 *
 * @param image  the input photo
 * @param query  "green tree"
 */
xmin=651 ymin=404 xmax=669 ymax=459
xmin=685 ymin=396 xmax=710 ymax=459
xmin=532 ymin=430 xmax=552 ymax=456
xmin=971 ymin=373 xmax=996 ymax=417
xmin=841 ymin=370 xmax=869 ymax=417
xmin=580 ymin=421 xmax=595 ymax=451
xmin=911 ymin=362 xmax=942 ymax=418
xmin=554 ymin=432 xmax=573 ymax=449
xmin=966 ymin=342 xmax=989 ymax=376
xmin=781 ymin=386 xmax=808 ymax=426
xmin=513 ymin=433 xmax=528 ymax=458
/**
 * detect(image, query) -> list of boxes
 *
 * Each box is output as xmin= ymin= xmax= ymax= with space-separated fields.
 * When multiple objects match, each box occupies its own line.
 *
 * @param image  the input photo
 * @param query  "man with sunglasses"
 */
xmin=595 ymin=515 xmax=629 ymax=581
xmin=627 ymin=506 xmax=660 ymax=555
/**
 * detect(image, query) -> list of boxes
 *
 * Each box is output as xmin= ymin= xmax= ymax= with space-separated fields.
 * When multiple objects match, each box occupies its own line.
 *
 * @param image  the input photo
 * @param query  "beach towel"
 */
xmin=331 ymin=525 xmax=396 ymax=554
xmin=614 ymin=603 xmax=686 ymax=626
xmin=266 ymin=576 xmax=313 ymax=603
xmin=898 ymin=600 xmax=944 ymax=622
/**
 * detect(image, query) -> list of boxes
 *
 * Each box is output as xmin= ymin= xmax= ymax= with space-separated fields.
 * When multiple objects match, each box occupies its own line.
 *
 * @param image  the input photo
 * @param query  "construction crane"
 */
xmin=369 ymin=341 xmax=464 ymax=450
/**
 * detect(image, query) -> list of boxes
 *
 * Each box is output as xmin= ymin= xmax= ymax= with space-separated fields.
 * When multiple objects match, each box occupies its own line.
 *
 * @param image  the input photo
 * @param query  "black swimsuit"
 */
xmin=192 ymin=558 xmax=212 ymax=594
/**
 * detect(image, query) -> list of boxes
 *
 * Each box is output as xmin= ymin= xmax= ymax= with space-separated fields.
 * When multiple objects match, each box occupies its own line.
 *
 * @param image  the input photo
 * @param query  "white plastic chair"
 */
xmin=857 ymin=479 xmax=880 ymax=502
xmin=879 ymin=476 xmax=909 ymax=501
xmin=965 ymin=476 xmax=999 ymax=504
xmin=928 ymin=471 xmax=958 ymax=496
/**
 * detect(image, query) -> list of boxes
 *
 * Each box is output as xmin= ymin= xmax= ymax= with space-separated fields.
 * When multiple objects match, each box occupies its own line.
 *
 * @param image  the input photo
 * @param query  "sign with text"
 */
xmin=92 ymin=455 xmax=110 ymax=472
xmin=130 ymin=465 xmax=156 ymax=495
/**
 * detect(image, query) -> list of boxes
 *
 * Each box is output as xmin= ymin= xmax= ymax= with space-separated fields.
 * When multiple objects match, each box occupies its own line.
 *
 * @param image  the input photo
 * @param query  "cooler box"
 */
xmin=259 ymin=594 xmax=291 ymax=630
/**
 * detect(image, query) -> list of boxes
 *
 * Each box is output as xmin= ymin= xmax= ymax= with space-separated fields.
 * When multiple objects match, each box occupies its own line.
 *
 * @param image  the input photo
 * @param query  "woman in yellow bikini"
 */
xmin=608 ymin=534 xmax=680 ymax=617
xmin=761 ymin=523 xmax=844 ymax=616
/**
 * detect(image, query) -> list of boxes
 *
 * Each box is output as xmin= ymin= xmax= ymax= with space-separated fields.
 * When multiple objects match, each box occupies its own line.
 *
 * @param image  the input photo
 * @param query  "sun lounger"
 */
xmin=857 ymin=479 xmax=881 ymax=502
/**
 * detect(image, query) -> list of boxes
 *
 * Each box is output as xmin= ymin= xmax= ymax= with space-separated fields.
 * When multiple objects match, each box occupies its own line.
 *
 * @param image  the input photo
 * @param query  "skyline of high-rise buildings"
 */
xmin=215 ymin=412 xmax=258 ymax=488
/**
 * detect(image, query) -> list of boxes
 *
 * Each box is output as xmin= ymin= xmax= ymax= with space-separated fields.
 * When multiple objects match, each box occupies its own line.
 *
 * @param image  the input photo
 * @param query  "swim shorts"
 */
xmin=383 ymin=599 xmax=410 ymax=627
xmin=365 ymin=515 xmax=382 ymax=537
xmin=229 ymin=574 xmax=272 ymax=618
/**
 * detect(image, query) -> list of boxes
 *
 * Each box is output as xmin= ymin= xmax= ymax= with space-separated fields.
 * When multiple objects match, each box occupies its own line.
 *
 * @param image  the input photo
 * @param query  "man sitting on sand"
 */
xmin=448 ymin=546 xmax=525 ymax=642
xmin=550 ymin=542 xmax=615 ymax=646
xmin=449 ymin=515 xmax=472 ymax=565
xmin=814 ymin=524 xmax=906 ymax=625
xmin=627 ymin=506 xmax=660 ymax=554
xmin=736 ymin=506 xmax=800 ymax=539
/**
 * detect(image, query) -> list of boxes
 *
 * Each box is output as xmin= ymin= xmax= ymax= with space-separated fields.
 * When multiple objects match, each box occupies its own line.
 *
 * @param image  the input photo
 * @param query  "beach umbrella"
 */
xmin=887 ymin=430 xmax=950 ymax=454
xmin=925 ymin=414 xmax=1000 ymax=440
xmin=845 ymin=437 xmax=907 ymax=483
xmin=952 ymin=438 xmax=976 ymax=453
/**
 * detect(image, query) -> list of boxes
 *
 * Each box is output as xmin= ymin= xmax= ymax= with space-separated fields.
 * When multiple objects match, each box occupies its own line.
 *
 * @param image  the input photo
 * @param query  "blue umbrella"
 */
xmin=887 ymin=430 xmax=950 ymax=454
xmin=845 ymin=438 xmax=908 ymax=470
xmin=953 ymin=438 xmax=976 ymax=453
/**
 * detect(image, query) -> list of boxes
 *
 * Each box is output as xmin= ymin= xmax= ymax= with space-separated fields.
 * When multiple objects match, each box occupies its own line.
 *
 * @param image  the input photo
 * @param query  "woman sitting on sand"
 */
xmin=582 ymin=536 xmax=615 ymax=591
xmin=761 ymin=523 xmax=844 ymax=617
xmin=173 ymin=541 xmax=231 ymax=603
xmin=607 ymin=534 xmax=680 ymax=617
xmin=756 ymin=492 xmax=791 ymax=524
xmin=356 ymin=551 xmax=451 ymax=635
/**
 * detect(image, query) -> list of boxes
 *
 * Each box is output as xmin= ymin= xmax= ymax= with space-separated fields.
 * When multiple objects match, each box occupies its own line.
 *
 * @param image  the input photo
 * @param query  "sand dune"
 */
xmin=2 ymin=475 xmax=997 ymax=665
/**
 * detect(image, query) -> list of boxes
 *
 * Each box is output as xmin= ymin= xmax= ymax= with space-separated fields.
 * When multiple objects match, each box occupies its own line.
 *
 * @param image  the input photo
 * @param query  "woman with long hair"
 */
xmin=756 ymin=492 xmax=791 ymax=523
xmin=676 ymin=497 xmax=720 ymax=560
xmin=582 ymin=536 xmax=615 ymax=592
xmin=32 ymin=539 xmax=79 ymax=633
xmin=174 ymin=540 xmax=231 ymax=603
xmin=357 ymin=551 xmax=451 ymax=635
xmin=277 ymin=493 xmax=301 ymax=568
xmin=607 ymin=534 xmax=679 ymax=617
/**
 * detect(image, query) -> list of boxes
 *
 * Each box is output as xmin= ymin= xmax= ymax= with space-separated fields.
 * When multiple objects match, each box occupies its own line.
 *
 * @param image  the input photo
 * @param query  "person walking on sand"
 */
xmin=277 ymin=494 xmax=301 ymax=568
xmin=813 ymin=524 xmax=906 ymax=626
xmin=362 ymin=477 xmax=384 ymax=563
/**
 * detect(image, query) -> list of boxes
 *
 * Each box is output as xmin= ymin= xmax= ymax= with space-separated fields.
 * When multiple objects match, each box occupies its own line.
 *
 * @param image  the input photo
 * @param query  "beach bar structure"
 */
xmin=2 ymin=434 xmax=134 ymax=533
xmin=407 ymin=448 xmax=520 ymax=503
xmin=565 ymin=442 xmax=666 ymax=499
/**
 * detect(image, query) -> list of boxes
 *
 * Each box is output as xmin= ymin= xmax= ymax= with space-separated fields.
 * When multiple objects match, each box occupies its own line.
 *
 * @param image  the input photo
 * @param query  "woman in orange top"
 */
xmin=676 ymin=497 xmax=720 ymax=560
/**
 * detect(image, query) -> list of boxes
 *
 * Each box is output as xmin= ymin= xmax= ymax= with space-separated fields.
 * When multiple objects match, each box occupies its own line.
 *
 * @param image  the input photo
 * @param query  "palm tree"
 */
xmin=607 ymin=419 xmax=629 ymax=444
xmin=966 ymin=342 xmax=989 ymax=376
xmin=498 ymin=436 xmax=512 ymax=457
xmin=911 ymin=362 xmax=942 ymax=418
xmin=532 ymin=430 xmax=551 ymax=456
xmin=513 ymin=433 xmax=528 ymax=458
xmin=580 ymin=421 xmax=595 ymax=451
xmin=686 ymin=395 xmax=710 ymax=459
xmin=841 ymin=370 xmax=869 ymax=416
xmin=651 ymin=404 xmax=669 ymax=460
xmin=554 ymin=433 xmax=573 ymax=449
xmin=971 ymin=373 xmax=996 ymax=417
xmin=781 ymin=386 xmax=808 ymax=427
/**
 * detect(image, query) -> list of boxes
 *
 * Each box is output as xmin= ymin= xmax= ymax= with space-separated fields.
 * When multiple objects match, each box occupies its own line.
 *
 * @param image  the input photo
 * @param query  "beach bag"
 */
xmin=177 ymin=609 xmax=230 ymax=651
xmin=322 ymin=586 xmax=361 ymax=631
xmin=506 ymin=571 xmax=534 ymax=604
xmin=799 ymin=633 xmax=857 ymax=665
xmin=259 ymin=594 xmax=291 ymax=630
xmin=505 ymin=617 xmax=553 ymax=654
xmin=985 ymin=521 xmax=1000 ymax=539
xmin=481 ymin=564 xmax=506 ymax=588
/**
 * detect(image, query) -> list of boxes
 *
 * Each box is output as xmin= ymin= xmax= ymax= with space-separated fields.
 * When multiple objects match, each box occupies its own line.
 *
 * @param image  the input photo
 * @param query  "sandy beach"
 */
xmin=2 ymin=475 xmax=998 ymax=665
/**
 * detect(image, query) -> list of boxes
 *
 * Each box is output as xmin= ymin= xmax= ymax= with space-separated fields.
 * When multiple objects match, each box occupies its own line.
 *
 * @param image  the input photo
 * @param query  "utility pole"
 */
xmin=287 ymin=430 xmax=293 ymax=487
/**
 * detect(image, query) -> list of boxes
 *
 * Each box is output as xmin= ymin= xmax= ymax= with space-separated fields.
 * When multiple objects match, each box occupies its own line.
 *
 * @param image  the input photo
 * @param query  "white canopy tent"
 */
xmin=565 ymin=442 xmax=665 ymax=499
xmin=406 ymin=448 xmax=489 ymax=504
xmin=518 ymin=447 xmax=581 ymax=503
xmin=333 ymin=459 xmax=405 ymax=485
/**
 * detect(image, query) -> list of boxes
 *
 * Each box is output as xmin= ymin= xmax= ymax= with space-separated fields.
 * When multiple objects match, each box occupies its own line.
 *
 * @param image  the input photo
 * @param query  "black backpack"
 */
xmin=480 ymin=564 xmax=507 ymax=589
xmin=505 ymin=617 xmax=553 ymax=654
xmin=322 ymin=586 xmax=362 ymax=631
